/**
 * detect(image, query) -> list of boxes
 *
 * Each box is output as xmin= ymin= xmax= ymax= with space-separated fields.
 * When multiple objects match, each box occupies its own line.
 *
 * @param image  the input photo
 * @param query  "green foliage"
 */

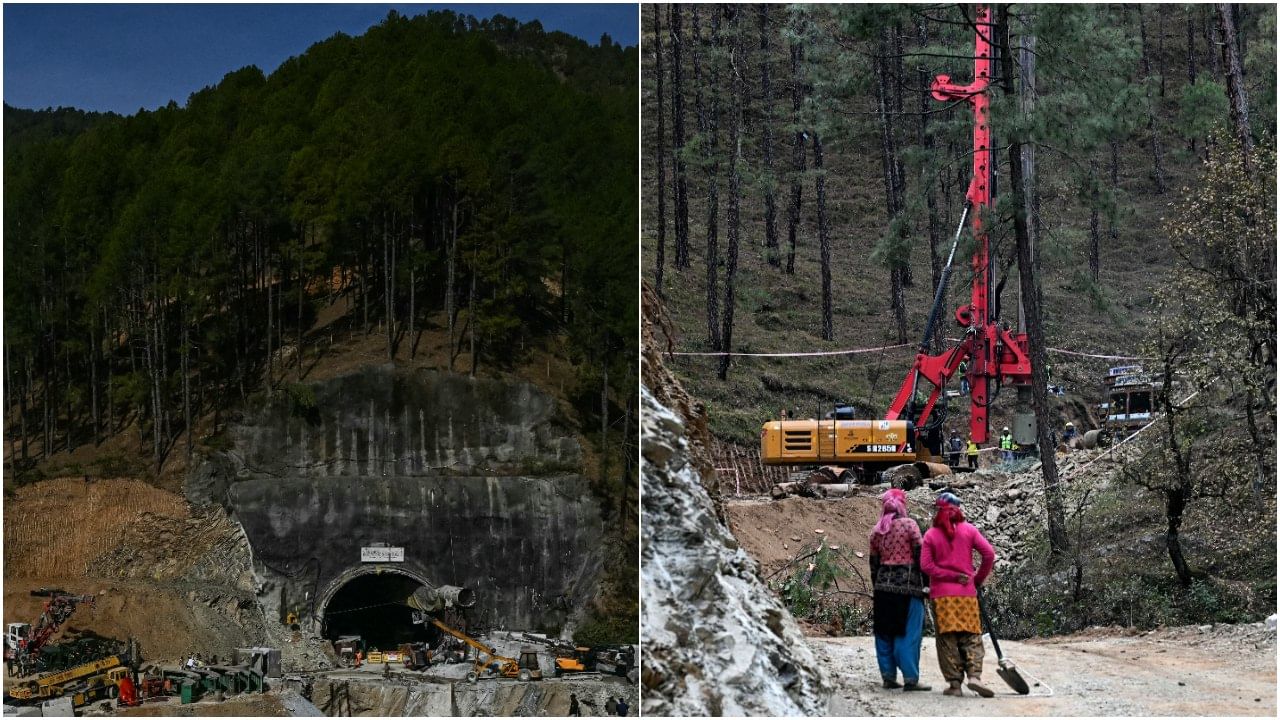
xmin=1177 ymin=80 xmax=1229 ymax=144
xmin=4 ymin=9 xmax=637 ymax=473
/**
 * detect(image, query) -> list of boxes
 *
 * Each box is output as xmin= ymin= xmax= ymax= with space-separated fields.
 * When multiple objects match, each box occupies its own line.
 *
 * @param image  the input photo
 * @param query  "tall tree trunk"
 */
xmin=719 ymin=7 xmax=744 ymax=381
xmin=468 ymin=249 xmax=477 ymax=377
xmin=1088 ymin=161 xmax=1101 ymax=282
xmin=1216 ymin=3 xmax=1253 ymax=172
xmin=447 ymin=198 xmax=458 ymax=372
xmin=383 ymin=214 xmax=394 ymax=364
xmin=1139 ymin=7 xmax=1167 ymax=193
xmin=1020 ymin=28 xmax=1041 ymax=272
xmin=600 ymin=361 xmax=609 ymax=486
xmin=917 ymin=19 xmax=943 ymax=351
xmin=786 ymin=38 xmax=805 ymax=275
xmin=265 ymin=260 xmax=274 ymax=391
xmin=759 ymin=5 xmax=779 ymax=267
xmin=653 ymin=5 xmax=668 ymax=296
xmin=670 ymin=5 xmax=690 ymax=271
xmin=696 ymin=8 xmax=721 ymax=349
xmin=89 ymin=323 xmax=99 ymax=447
xmin=999 ymin=5 xmax=1069 ymax=560
xmin=1158 ymin=353 xmax=1195 ymax=586
xmin=889 ymin=25 xmax=911 ymax=288
xmin=182 ymin=305 xmax=192 ymax=466
xmin=875 ymin=39 xmax=908 ymax=344
xmin=1205 ymin=5 xmax=1222 ymax=80
xmin=813 ymin=132 xmax=832 ymax=341
xmin=1186 ymin=9 xmax=1198 ymax=153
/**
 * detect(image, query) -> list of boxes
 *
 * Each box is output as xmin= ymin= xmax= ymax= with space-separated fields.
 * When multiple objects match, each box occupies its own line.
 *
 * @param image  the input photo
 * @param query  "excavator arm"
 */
xmin=428 ymin=618 xmax=517 ymax=674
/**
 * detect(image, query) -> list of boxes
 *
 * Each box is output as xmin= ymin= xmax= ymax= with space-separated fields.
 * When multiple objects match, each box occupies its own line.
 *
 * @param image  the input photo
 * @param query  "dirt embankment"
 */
xmin=3 ymin=477 xmax=265 ymax=670
xmin=818 ymin=622 xmax=1277 ymax=716
xmin=723 ymin=495 xmax=881 ymax=580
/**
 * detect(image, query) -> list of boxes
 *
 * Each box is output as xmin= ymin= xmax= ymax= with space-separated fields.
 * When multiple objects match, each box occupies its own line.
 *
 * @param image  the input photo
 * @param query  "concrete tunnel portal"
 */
xmin=316 ymin=567 xmax=479 ymax=651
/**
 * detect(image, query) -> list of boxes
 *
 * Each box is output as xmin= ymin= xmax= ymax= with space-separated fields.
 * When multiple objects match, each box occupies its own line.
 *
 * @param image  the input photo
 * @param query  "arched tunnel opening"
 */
xmin=320 ymin=573 xmax=441 ymax=650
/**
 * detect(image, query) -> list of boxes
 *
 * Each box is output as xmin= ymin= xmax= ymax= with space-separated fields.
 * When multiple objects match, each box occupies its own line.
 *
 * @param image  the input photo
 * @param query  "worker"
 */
xmin=946 ymin=430 xmax=963 ymax=467
xmin=1062 ymin=421 xmax=1077 ymax=445
xmin=966 ymin=437 xmax=979 ymax=469
xmin=957 ymin=360 xmax=970 ymax=396
xmin=568 ymin=693 xmax=581 ymax=717
xmin=920 ymin=492 xmax=996 ymax=698
xmin=354 ymin=649 xmax=363 ymax=669
xmin=615 ymin=697 xmax=629 ymax=716
xmin=869 ymin=489 xmax=930 ymax=692
xmin=999 ymin=427 xmax=1014 ymax=463
xmin=605 ymin=697 xmax=617 ymax=715
xmin=780 ymin=408 xmax=788 ymax=420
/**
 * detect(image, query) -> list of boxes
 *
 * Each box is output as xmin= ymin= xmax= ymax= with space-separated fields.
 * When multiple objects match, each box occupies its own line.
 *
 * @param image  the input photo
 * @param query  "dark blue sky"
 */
xmin=3 ymin=3 xmax=637 ymax=115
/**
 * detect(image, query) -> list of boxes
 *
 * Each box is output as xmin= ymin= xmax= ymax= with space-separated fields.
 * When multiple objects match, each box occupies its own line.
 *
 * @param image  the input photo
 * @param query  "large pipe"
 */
xmin=405 ymin=585 xmax=477 ymax=612
xmin=913 ymin=461 xmax=954 ymax=479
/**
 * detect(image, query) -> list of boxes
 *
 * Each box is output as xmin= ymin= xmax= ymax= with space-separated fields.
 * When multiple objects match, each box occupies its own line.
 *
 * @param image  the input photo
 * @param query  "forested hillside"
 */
xmin=643 ymin=4 xmax=1275 ymax=634
xmin=4 ymin=10 xmax=637 ymax=483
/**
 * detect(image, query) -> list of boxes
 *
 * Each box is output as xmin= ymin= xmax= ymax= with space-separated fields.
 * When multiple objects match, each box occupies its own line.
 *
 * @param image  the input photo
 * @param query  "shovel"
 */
xmin=976 ymin=586 xmax=1030 ymax=694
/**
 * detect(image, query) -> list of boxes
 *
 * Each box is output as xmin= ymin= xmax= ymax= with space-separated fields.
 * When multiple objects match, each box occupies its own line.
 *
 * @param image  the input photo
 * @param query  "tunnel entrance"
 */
xmin=320 ymin=572 xmax=441 ymax=650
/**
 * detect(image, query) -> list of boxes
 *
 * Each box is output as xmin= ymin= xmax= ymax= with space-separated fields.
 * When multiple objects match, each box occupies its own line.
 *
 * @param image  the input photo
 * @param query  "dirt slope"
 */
xmin=723 ymin=496 xmax=880 ymax=579
xmin=818 ymin=623 xmax=1276 ymax=716
xmin=2 ymin=477 xmax=265 ymax=672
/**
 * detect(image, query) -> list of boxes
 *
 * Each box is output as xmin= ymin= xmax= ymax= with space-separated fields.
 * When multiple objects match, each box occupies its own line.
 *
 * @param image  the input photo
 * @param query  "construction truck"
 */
xmin=763 ymin=5 xmax=1039 ymax=482
xmin=5 ymin=590 xmax=96 ymax=677
xmin=6 ymin=638 xmax=137 ymax=705
xmin=425 ymin=618 xmax=541 ymax=682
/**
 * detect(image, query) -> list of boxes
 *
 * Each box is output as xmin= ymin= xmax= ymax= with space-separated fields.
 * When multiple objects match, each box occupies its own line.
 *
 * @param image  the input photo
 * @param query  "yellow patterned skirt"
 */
xmin=932 ymin=595 xmax=982 ymax=635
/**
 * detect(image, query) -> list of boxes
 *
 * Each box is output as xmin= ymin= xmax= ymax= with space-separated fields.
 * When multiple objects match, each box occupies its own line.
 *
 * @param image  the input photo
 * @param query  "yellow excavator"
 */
xmin=760 ymin=412 xmax=925 ymax=482
xmin=426 ymin=618 xmax=541 ymax=683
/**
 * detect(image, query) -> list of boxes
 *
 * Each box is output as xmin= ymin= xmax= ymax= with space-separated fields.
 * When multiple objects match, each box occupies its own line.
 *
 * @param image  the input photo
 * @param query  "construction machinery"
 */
xmin=1099 ymin=365 xmax=1161 ymax=438
xmin=425 ymin=618 xmax=542 ymax=682
xmin=5 ymin=590 xmax=96 ymax=677
xmin=763 ymin=5 xmax=1036 ymax=478
xmin=5 ymin=638 xmax=137 ymax=705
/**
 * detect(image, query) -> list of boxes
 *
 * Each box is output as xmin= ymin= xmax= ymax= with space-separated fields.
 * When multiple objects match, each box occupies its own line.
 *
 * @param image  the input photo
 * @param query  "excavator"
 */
xmin=425 ymin=617 xmax=542 ymax=683
xmin=761 ymin=5 xmax=1035 ymax=481
xmin=4 ymin=590 xmax=96 ymax=678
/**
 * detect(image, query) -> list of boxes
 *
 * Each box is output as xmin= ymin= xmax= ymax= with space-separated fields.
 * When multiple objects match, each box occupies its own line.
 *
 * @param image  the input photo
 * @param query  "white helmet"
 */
xmin=1066 ymin=422 xmax=1075 ymax=428
xmin=1002 ymin=426 xmax=1010 ymax=432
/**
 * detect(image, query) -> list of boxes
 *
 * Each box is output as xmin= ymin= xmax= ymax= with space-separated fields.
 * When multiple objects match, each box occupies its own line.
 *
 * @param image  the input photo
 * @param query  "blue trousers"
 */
xmin=875 ymin=596 xmax=924 ymax=683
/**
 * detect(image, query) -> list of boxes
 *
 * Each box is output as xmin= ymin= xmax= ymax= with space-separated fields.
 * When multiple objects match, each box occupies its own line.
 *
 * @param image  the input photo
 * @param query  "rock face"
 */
xmin=641 ymin=385 xmax=830 ymax=716
xmin=188 ymin=367 xmax=600 ymax=635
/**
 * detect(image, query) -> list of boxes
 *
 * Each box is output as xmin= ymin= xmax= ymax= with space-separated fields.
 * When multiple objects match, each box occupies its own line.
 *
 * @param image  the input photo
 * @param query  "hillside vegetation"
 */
xmin=643 ymin=3 xmax=1275 ymax=634
xmin=4 ymin=10 xmax=638 ymax=643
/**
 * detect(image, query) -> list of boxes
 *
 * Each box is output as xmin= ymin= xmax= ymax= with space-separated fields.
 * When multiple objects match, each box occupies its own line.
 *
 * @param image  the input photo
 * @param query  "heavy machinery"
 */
xmin=424 ymin=618 xmax=542 ymax=683
xmin=5 ymin=638 xmax=137 ymax=705
xmin=763 ymin=5 xmax=1035 ymax=477
xmin=5 ymin=590 xmax=96 ymax=677
xmin=1099 ymin=365 xmax=1161 ymax=437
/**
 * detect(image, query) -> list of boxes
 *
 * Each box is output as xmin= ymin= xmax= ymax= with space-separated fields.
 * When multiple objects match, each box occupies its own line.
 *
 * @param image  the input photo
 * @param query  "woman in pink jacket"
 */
xmin=920 ymin=492 xmax=996 ymax=697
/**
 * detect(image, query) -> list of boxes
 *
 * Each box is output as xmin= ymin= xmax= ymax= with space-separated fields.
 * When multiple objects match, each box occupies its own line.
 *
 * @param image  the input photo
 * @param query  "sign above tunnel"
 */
xmin=360 ymin=546 xmax=405 ymax=562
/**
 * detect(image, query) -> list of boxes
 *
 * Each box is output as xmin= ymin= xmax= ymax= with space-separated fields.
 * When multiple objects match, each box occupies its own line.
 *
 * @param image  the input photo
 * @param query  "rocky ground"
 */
xmin=640 ymin=385 xmax=831 ymax=716
xmin=818 ymin=621 xmax=1277 ymax=716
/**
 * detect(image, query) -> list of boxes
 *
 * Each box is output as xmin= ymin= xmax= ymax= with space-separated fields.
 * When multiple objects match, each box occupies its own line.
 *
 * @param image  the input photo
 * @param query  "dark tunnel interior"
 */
xmin=321 ymin=573 xmax=441 ymax=650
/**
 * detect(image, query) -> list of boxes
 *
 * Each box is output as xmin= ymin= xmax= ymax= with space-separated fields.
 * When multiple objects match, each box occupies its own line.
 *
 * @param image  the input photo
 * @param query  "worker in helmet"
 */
xmin=1062 ymin=421 xmax=1078 ymax=446
xmin=947 ymin=430 xmax=964 ymax=467
xmin=966 ymin=436 xmax=979 ymax=469
xmin=999 ymin=427 xmax=1014 ymax=463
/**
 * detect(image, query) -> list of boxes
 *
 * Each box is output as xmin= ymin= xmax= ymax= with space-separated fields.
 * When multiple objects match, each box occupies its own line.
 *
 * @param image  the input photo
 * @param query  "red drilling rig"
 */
xmin=885 ymin=4 xmax=1033 ymax=450
xmin=4 ymin=591 xmax=96 ymax=677
xmin=761 ymin=5 xmax=1038 ymax=475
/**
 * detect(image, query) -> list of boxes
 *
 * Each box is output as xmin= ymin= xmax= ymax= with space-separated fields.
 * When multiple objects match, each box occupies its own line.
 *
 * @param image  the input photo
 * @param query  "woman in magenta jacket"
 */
xmin=920 ymin=492 xmax=996 ymax=697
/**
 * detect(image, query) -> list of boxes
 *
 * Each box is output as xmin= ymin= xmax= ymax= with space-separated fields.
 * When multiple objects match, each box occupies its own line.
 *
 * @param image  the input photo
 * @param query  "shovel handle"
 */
xmin=975 ymin=586 xmax=1005 ymax=661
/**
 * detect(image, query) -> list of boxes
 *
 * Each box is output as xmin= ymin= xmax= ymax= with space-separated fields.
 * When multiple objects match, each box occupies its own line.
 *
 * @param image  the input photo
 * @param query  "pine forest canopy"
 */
xmin=3 ymin=9 xmax=638 ymax=476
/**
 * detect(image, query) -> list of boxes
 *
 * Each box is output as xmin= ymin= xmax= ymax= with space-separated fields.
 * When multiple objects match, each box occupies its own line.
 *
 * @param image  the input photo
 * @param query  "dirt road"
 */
xmin=815 ymin=623 xmax=1276 ymax=716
